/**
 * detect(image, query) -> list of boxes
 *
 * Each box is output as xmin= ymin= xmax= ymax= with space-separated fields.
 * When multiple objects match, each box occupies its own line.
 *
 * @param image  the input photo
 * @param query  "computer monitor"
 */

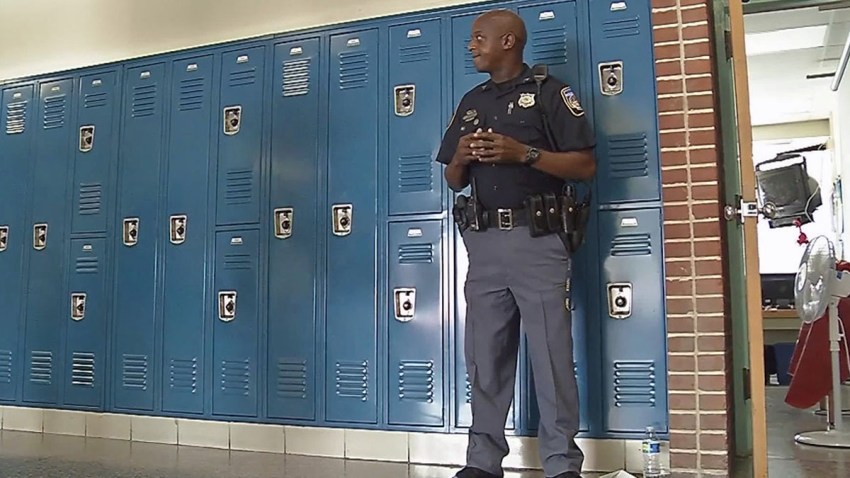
xmin=761 ymin=273 xmax=797 ymax=309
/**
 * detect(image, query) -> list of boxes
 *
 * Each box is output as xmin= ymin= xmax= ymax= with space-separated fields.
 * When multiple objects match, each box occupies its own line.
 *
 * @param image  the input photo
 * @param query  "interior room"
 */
xmin=745 ymin=2 xmax=850 ymax=475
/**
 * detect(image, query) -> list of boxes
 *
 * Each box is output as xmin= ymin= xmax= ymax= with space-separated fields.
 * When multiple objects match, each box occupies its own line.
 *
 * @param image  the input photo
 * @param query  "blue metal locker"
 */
xmin=216 ymin=46 xmax=266 ymax=226
xmin=387 ymin=20 xmax=443 ymax=216
xmin=0 ymin=84 xmax=34 ymax=403
xmin=161 ymin=55 xmax=214 ymax=415
xmin=113 ymin=63 xmax=167 ymax=411
xmin=71 ymin=71 xmax=119 ymax=234
xmin=598 ymin=208 xmax=668 ymax=434
xmin=518 ymin=1 xmax=580 ymax=87
xmin=23 ymin=78 xmax=75 ymax=405
xmin=450 ymin=13 xmax=489 ymax=105
xmin=589 ymin=0 xmax=660 ymax=205
xmin=64 ymin=238 xmax=108 ymax=408
xmin=267 ymin=38 xmax=321 ymax=421
xmin=213 ymin=230 xmax=260 ymax=418
xmin=387 ymin=220 xmax=444 ymax=426
xmin=325 ymin=28 xmax=379 ymax=424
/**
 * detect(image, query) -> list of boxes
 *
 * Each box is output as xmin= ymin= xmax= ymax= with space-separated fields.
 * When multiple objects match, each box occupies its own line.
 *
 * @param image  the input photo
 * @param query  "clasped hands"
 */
xmin=455 ymin=128 xmax=528 ymax=165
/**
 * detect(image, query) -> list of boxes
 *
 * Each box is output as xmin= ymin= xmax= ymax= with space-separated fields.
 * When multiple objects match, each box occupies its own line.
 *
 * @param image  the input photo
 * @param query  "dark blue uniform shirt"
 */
xmin=436 ymin=64 xmax=596 ymax=209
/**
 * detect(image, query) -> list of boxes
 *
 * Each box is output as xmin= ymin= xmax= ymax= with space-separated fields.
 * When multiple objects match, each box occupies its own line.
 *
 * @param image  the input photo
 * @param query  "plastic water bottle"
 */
xmin=642 ymin=426 xmax=662 ymax=478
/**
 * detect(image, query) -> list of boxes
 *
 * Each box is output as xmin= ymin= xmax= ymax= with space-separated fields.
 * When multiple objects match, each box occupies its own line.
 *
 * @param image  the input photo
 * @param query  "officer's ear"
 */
xmin=501 ymin=32 xmax=516 ymax=50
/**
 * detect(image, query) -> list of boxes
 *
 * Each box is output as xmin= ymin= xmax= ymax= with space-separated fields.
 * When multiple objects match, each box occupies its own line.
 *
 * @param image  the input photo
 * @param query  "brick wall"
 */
xmin=652 ymin=0 xmax=732 ymax=475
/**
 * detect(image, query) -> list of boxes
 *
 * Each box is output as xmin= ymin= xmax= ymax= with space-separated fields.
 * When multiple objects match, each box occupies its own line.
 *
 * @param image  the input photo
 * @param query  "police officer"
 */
xmin=435 ymin=9 xmax=596 ymax=478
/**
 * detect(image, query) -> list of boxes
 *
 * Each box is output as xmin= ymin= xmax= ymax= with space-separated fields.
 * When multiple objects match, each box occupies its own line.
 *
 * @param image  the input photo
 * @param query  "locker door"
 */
xmin=213 ymin=230 xmax=260 ymax=417
xmin=598 ymin=208 xmax=668 ymax=433
xmin=388 ymin=220 xmax=444 ymax=426
xmin=72 ymin=71 xmax=119 ymax=234
xmin=590 ymin=0 xmax=661 ymax=205
xmin=23 ymin=78 xmax=75 ymax=405
xmin=518 ymin=2 xmax=580 ymax=90
xmin=450 ymin=13 xmax=489 ymax=105
xmin=267 ymin=38 xmax=321 ymax=421
xmin=64 ymin=239 xmax=108 ymax=408
xmin=216 ymin=46 xmax=266 ymax=226
xmin=161 ymin=55 xmax=214 ymax=415
xmin=388 ymin=20 xmax=443 ymax=216
xmin=326 ymin=29 xmax=379 ymax=424
xmin=0 ymin=85 xmax=34 ymax=402
xmin=113 ymin=63 xmax=167 ymax=411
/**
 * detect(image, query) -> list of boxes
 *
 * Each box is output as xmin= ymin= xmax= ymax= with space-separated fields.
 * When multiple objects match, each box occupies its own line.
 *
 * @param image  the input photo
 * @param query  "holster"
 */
xmin=561 ymin=184 xmax=592 ymax=254
xmin=452 ymin=194 xmax=488 ymax=233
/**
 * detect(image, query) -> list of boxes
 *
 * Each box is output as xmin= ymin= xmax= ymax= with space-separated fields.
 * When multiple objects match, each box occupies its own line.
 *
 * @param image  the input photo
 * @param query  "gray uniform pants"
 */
xmin=461 ymin=226 xmax=582 ymax=477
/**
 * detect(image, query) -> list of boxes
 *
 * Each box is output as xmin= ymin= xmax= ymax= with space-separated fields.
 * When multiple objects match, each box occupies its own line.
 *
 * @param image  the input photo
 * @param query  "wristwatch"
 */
xmin=523 ymin=146 xmax=541 ymax=165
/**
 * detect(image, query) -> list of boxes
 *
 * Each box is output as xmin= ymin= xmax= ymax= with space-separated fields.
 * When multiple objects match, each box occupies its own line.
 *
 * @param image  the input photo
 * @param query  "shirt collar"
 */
xmin=480 ymin=63 xmax=533 ymax=92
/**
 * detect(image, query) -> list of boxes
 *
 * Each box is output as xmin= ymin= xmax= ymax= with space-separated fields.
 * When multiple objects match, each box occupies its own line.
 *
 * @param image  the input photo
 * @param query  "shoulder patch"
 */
xmin=560 ymin=86 xmax=585 ymax=117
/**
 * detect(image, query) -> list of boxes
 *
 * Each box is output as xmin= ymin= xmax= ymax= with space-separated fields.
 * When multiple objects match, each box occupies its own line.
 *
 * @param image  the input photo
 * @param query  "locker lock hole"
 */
xmin=123 ymin=218 xmax=139 ymax=247
xmin=332 ymin=204 xmax=353 ymax=236
xmin=599 ymin=61 xmax=624 ymax=96
xmin=607 ymin=283 xmax=633 ymax=319
xmin=223 ymin=106 xmax=242 ymax=135
xmin=394 ymin=288 xmax=416 ymax=322
xmin=219 ymin=291 xmax=237 ymax=322
xmin=274 ymin=208 xmax=294 ymax=239
xmin=33 ymin=224 xmax=47 ymax=250
xmin=0 ymin=226 xmax=8 ymax=252
xmin=79 ymin=125 xmax=95 ymax=152
xmin=170 ymin=215 xmax=187 ymax=245
xmin=394 ymin=85 xmax=415 ymax=117
xmin=71 ymin=293 xmax=86 ymax=321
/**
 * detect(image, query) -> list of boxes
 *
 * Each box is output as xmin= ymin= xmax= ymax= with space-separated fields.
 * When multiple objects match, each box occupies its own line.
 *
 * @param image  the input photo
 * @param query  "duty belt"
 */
xmin=484 ymin=208 xmax=528 ymax=230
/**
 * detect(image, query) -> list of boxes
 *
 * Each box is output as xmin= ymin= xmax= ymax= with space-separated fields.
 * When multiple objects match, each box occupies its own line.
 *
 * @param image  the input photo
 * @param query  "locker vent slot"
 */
xmin=398 ymin=360 xmax=434 ymax=402
xmin=0 ymin=350 xmax=12 ymax=384
xmin=29 ymin=351 xmax=53 ymax=385
xmin=223 ymin=252 xmax=253 ymax=270
xmin=71 ymin=352 xmax=95 ymax=387
xmin=43 ymin=95 xmax=67 ymax=129
xmin=5 ymin=101 xmax=27 ymax=134
xmin=338 ymin=51 xmax=369 ymax=90
xmin=228 ymin=68 xmax=258 ymax=88
xmin=178 ymin=77 xmax=207 ymax=112
xmin=78 ymin=183 xmax=103 ymax=216
xmin=220 ymin=359 xmax=251 ymax=396
xmin=335 ymin=361 xmax=368 ymax=399
xmin=75 ymin=255 xmax=100 ymax=274
xmin=465 ymin=373 xmax=472 ymax=404
xmin=122 ymin=354 xmax=149 ymax=390
xmin=608 ymin=134 xmax=649 ymax=178
xmin=282 ymin=59 xmax=311 ymax=97
xmin=170 ymin=358 xmax=198 ymax=394
xmin=84 ymin=91 xmax=108 ymax=109
xmin=529 ymin=26 xmax=568 ymax=65
xmin=398 ymin=43 xmax=432 ymax=63
xmin=602 ymin=17 xmax=640 ymax=38
xmin=276 ymin=359 xmax=308 ymax=399
xmin=610 ymin=233 xmax=652 ymax=257
xmin=224 ymin=169 xmax=254 ymax=205
xmin=613 ymin=361 xmax=656 ymax=407
xmin=132 ymin=84 xmax=158 ymax=118
xmin=461 ymin=40 xmax=477 ymax=75
xmin=399 ymin=243 xmax=433 ymax=264
xmin=397 ymin=154 xmax=433 ymax=194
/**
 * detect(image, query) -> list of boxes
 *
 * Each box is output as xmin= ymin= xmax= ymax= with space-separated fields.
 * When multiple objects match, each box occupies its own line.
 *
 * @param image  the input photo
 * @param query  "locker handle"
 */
xmin=79 ymin=125 xmax=95 ymax=152
xmin=274 ymin=208 xmax=293 ymax=239
xmin=219 ymin=291 xmax=237 ymax=322
xmin=123 ymin=218 xmax=139 ymax=247
xmin=607 ymin=282 xmax=633 ymax=319
xmin=170 ymin=214 xmax=187 ymax=245
xmin=71 ymin=293 xmax=86 ymax=321
xmin=332 ymin=204 xmax=352 ymax=236
xmin=33 ymin=223 xmax=47 ymax=251
xmin=394 ymin=288 xmax=416 ymax=322
xmin=0 ymin=225 xmax=8 ymax=252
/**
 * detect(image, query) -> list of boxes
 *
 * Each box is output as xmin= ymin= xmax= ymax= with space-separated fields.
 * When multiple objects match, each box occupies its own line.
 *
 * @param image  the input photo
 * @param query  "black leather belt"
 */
xmin=485 ymin=208 xmax=528 ymax=230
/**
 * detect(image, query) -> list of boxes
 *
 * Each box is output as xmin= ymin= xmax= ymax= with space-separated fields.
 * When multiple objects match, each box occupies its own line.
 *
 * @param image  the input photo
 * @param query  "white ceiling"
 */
xmin=745 ymin=6 xmax=850 ymax=126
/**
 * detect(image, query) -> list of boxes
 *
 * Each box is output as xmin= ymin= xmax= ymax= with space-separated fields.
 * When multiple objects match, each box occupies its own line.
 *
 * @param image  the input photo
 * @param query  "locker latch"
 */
xmin=274 ymin=208 xmax=293 ymax=239
xmin=332 ymin=204 xmax=353 ymax=236
xmin=223 ymin=106 xmax=242 ymax=135
xmin=0 ymin=226 xmax=7 ymax=252
xmin=33 ymin=223 xmax=47 ymax=251
xmin=123 ymin=218 xmax=139 ymax=247
xmin=71 ymin=293 xmax=86 ymax=321
xmin=394 ymin=288 xmax=416 ymax=322
xmin=218 ymin=291 xmax=237 ymax=322
xmin=394 ymin=85 xmax=415 ymax=117
xmin=170 ymin=214 xmax=187 ymax=245
xmin=79 ymin=125 xmax=95 ymax=152
xmin=599 ymin=61 xmax=624 ymax=96
xmin=607 ymin=283 xmax=633 ymax=319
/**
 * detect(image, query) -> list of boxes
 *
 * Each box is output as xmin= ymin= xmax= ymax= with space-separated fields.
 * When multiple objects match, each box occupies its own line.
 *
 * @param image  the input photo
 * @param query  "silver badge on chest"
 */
xmin=517 ymin=93 xmax=535 ymax=108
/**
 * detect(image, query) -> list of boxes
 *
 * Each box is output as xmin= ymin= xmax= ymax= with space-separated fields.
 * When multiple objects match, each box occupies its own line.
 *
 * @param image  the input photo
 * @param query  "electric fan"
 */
xmin=793 ymin=235 xmax=850 ymax=447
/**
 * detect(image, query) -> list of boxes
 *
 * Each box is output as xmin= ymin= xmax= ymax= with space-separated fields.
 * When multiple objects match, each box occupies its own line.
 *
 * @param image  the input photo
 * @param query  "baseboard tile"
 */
xmin=0 ymin=405 xmax=669 ymax=472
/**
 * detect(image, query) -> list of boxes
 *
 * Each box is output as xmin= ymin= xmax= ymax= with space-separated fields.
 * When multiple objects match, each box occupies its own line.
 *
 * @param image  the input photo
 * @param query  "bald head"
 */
xmin=476 ymin=9 xmax=527 ymax=52
xmin=468 ymin=9 xmax=527 ymax=76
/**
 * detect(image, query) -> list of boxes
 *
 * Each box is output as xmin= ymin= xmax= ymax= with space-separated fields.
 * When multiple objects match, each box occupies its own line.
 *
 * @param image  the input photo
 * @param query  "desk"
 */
xmin=762 ymin=308 xmax=800 ymax=344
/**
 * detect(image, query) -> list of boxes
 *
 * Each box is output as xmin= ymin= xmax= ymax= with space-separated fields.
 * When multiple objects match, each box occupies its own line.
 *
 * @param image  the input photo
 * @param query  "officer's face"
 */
xmin=468 ymin=18 xmax=507 ymax=72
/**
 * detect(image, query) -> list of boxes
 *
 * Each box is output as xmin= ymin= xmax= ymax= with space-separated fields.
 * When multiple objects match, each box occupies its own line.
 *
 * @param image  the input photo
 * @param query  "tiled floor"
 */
xmin=2 ymin=388 xmax=849 ymax=477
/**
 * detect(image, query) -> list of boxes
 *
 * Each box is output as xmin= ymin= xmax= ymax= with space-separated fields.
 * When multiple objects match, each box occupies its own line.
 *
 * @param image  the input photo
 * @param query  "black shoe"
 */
xmin=453 ymin=466 xmax=503 ymax=478
xmin=548 ymin=472 xmax=582 ymax=478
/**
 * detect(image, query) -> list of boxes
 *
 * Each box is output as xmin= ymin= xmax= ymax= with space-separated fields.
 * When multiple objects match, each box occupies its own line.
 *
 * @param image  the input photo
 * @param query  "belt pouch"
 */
xmin=543 ymin=192 xmax=561 ymax=232
xmin=524 ymin=194 xmax=548 ymax=237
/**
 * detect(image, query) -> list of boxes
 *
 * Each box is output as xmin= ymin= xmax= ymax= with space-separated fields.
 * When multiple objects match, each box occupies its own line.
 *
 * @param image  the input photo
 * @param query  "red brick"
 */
xmin=700 ymin=433 xmax=728 ymax=451
xmin=698 ymin=374 xmax=727 ymax=392
xmin=693 ymin=203 xmax=720 ymax=220
xmin=660 ymin=113 xmax=686 ymax=131
xmin=662 ymin=149 xmax=688 ymax=168
xmin=670 ymin=392 xmax=697 ymax=411
xmin=658 ymin=78 xmax=685 ymax=96
xmin=656 ymin=60 xmax=683 ymax=77
xmin=686 ymin=76 xmax=715 ymax=94
xmin=688 ymin=112 xmax=717 ymax=129
xmin=662 ymin=167 xmax=689 ymax=184
xmin=669 ymin=335 xmax=696 ymax=352
xmin=681 ymin=5 xmax=709 ymax=23
xmin=698 ymin=354 xmax=725 ymax=371
xmin=669 ymin=374 xmax=697 ymax=391
xmin=687 ymin=92 xmax=716 ymax=109
xmin=693 ymin=239 xmax=722 ymax=257
xmin=670 ymin=413 xmax=698 ymax=430
xmin=655 ymin=43 xmax=683 ymax=60
xmin=664 ymin=205 xmax=691 ymax=222
xmin=696 ymin=277 xmax=724 ymax=294
xmin=653 ymin=26 xmax=681 ymax=44
xmin=696 ymin=296 xmax=725 ymax=314
xmin=670 ymin=355 xmax=697 ymax=373
xmin=699 ymin=393 xmax=728 ymax=411
xmin=671 ymin=432 xmax=698 ymax=449
xmin=684 ymin=40 xmax=712 ymax=59
xmin=665 ymin=222 xmax=693 ymax=241
xmin=668 ymin=316 xmax=695 ymax=333
xmin=667 ymin=260 xmax=693 ymax=276
xmin=693 ymin=221 xmax=721 ymax=238
xmin=671 ymin=453 xmax=699 ymax=471
xmin=690 ymin=128 xmax=717 ymax=147
xmin=666 ymin=278 xmax=695 ymax=296
xmin=695 ymin=258 xmax=723 ymax=276
xmin=684 ymin=58 xmax=712 ymax=76
xmin=652 ymin=9 xmax=680 ymax=26
xmin=680 ymin=0 xmax=708 ymax=6
xmin=659 ymin=95 xmax=685 ymax=112
xmin=690 ymin=147 xmax=718 ymax=164
xmin=682 ymin=24 xmax=710 ymax=41
xmin=701 ymin=453 xmax=730 ymax=470
xmin=653 ymin=0 xmax=679 ymax=9
xmin=692 ymin=183 xmax=718 ymax=201
xmin=661 ymin=131 xmax=688 ymax=148
xmin=700 ymin=413 xmax=729 ymax=431
xmin=690 ymin=165 xmax=719 ymax=182
xmin=697 ymin=315 xmax=724 ymax=333
xmin=663 ymin=185 xmax=689 ymax=202
xmin=698 ymin=335 xmax=726 ymax=351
